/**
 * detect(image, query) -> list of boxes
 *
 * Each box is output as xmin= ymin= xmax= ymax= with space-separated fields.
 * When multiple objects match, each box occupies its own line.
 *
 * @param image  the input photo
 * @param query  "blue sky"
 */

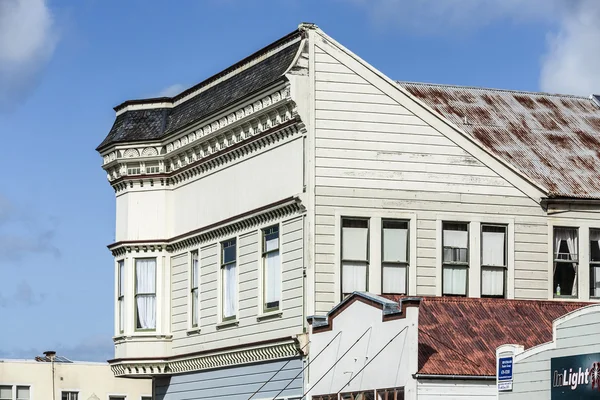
xmin=0 ymin=0 xmax=598 ymax=361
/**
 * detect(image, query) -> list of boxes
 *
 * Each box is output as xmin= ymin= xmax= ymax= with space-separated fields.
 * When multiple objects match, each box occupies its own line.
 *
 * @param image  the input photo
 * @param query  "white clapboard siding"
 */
xmin=417 ymin=380 xmax=496 ymax=400
xmin=169 ymin=216 xmax=304 ymax=355
xmin=311 ymin=40 xmax=600 ymax=314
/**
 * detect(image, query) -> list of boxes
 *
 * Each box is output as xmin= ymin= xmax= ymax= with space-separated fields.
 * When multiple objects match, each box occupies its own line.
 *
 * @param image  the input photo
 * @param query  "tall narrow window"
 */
xmin=382 ymin=220 xmax=409 ymax=295
xmin=481 ymin=225 xmax=507 ymax=298
xmin=191 ymin=251 xmax=199 ymax=327
xmin=553 ymin=227 xmax=578 ymax=297
xmin=135 ymin=258 xmax=156 ymax=330
xmin=118 ymin=260 xmax=125 ymax=333
xmin=442 ymin=222 xmax=469 ymax=296
xmin=341 ymin=218 xmax=369 ymax=297
xmin=263 ymin=225 xmax=281 ymax=312
xmin=221 ymin=239 xmax=237 ymax=320
xmin=591 ymin=229 xmax=600 ymax=298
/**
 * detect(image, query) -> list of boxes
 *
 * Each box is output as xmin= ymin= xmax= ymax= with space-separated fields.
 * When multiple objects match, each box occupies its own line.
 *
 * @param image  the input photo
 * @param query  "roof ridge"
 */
xmin=419 ymin=296 xmax=591 ymax=307
xmin=397 ymin=80 xmax=591 ymax=100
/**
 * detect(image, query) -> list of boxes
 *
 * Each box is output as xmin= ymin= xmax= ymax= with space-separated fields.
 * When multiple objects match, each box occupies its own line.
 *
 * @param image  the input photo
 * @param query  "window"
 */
xmin=135 ymin=258 xmax=156 ymax=330
xmin=442 ymin=222 xmax=469 ymax=296
xmin=191 ymin=251 xmax=199 ymax=327
xmin=341 ymin=218 xmax=369 ymax=297
xmin=382 ymin=220 xmax=409 ymax=295
xmin=141 ymin=397 xmax=152 ymax=400
xmin=221 ymin=239 xmax=237 ymax=321
xmin=591 ymin=229 xmax=600 ymax=298
xmin=262 ymin=225 xmax=281 ymax=312
xmin=341 ymin=392 xmax=375 ymax=400
xmin=376 ymin=388 xmax=404 ymax=400
xmin=481 ymin=225 xmax=507 ymax=298
xmin=0 ymin=387 xmax=11 ymax=400
xmin=118 ymin=260 xmax=125 ymax=333
xmin=109 ymin=397 xmax=125 ymax=400
xmin=127 ymin=164 xmax=141 ymax=175
xmin=16 ymin=387 xmax=29 ymax=400
xmin=62 ymin=393 xmax=78 ymax=400
xmin=145 ymin=163 xmax=159 ymax=174
xmin=553 ymin=227 xmax=578 ymax=297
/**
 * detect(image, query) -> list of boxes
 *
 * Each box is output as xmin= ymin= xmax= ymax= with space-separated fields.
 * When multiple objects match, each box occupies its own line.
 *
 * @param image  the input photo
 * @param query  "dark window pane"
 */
xmin=222 ymin=240 xmax=236 ymax=263
xmin=342 ymin=218 xmax=368 ymax=228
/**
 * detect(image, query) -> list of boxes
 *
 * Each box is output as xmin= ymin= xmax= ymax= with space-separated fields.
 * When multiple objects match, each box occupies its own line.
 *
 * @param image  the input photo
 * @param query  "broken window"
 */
xmin=553 ymin=227 xmax=578 ymax=297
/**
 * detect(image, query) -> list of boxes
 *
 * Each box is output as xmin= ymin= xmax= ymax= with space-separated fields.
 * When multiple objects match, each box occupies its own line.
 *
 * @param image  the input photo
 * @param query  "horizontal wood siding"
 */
xmin=155 ymin=358 xmax=303 ymax=400
xmin=312 ymin=42 xmax=600 ymax=313
xmin=417 ymin=380 xmax=496 ymax=399
xmin=169 ymin=215 xmax=304 ymax=355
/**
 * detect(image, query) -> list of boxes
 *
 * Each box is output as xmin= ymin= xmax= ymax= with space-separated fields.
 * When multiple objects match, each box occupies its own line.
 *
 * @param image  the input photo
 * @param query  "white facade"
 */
xmin=0 ymin=358 xmax=151 ymax=400
xmin=97 ymin=23 xmax=600 ymax=396
xmin=497 ymin=304 xmax=600 ymax=400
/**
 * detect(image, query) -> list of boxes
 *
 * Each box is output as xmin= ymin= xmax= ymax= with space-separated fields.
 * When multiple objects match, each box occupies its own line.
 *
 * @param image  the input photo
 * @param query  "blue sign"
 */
xmin=498 ymin=357 xmax=513 ymax=381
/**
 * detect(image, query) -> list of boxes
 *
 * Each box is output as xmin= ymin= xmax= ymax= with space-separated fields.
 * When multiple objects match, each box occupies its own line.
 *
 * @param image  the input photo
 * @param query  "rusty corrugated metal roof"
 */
xmin=384 ymin=295 xmax=588 ymax=376
xmin=398 ymin=82 xmax=600 ymax=199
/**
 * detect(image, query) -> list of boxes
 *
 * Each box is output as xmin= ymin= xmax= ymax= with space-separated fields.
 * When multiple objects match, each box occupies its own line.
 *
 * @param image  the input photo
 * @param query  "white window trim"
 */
xmin=188 ymin=249 xmax=201 ymax=332
xmin=334 ymin=209 xmax=417 ymax=301
xmin=107 ymin=394 xmax=128 ymax=400
xmin=547 ymin=221 xmax=589 ymax=301
xmin=436 ymin=214 xmax=514 ymax=299
xmin=218 ymin=237 xmax=239 ymax=325
xmin=257 ymin=222 xmax=284 ymax=319
xmin=0 ymin=384 xmax=32 ymax=400
xmin=127 ymin=253 xmax=165 ymax=336
xmin=60 ymin=390 xmax=80 ymax=400
xmin=115 ymin=258 xmax=126 ymax=336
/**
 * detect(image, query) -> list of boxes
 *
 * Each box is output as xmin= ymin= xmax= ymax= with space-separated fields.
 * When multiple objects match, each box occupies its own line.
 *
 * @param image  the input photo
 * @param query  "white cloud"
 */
xmin=540 ymin=0 xmax=600 ymax=95
xmin=156 ymin=83 xmax=186 ymax=98
xmin=346 ymin=0 xmax=600 ymax=95
xmin=0 ymin=0 xmax=57 ymax=110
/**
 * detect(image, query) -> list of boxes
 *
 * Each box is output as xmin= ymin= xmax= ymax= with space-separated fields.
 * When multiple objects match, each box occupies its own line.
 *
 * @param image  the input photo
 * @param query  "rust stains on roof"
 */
xmin=399 ymin=82 xmax=600 ymax=199
xmin=384 ymin=296 xmax=588 ymax=376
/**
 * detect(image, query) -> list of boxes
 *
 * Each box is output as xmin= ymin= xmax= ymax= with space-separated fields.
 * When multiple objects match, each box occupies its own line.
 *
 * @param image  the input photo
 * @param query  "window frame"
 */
xmin=61 ymin=392 xmax=79 ymax=400
xmin=190 ymin=250 xmax=200 ymax=328
xmin=0 ymin=386 xmax=12 ymax=400
xmin=262 ymin=224 xmax=281 ymax=313
xmin=134 ymin=258 xmax=157 ymax=332
xmin=117 ymin=259 xmax=125 ymax=334
xmin=552 ymin=226 xmax=579 ymax=298
xmin=441 ymin=221 xmax=470 ymax=297
xmin=340 ymin=217 xmax=370 ymax=298
xmin=590 ymin=228 xmax=600 ymax=299
xmin=480 ymin=224 xmax=508 ymax=298
xmin=221 ymin=238 xmax=237 ymax=322
xmin=381 ymin=219 xmax=409 ymax=295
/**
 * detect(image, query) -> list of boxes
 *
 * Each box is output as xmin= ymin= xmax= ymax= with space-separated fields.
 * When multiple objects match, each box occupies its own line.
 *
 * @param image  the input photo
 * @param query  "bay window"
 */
xmin=442 ymin=222 xmax=469 ymax=296
xmin=118 ymin=259 xmax=125 ymax=333
xmin=341 ymin=218 xmax=369 ymax=297
xmin=221 ymin=239 xmax=237 ymax=321
xmin=262 ymin=225 xmax=281 ymax=312
xmin=590 ymin=229 xmax=600 ymax=297
xmin=191 ymin=251 xmax=199 ymax=327
xmin=481 ymin=225 xmax=507 ymax=297
xmin=382 ymin=220 xmax=409 ymax=295
xmin=135 ymin=258 xmax=156 ymax=330
xmin=553 ymin=227 xmax=578 ymax=297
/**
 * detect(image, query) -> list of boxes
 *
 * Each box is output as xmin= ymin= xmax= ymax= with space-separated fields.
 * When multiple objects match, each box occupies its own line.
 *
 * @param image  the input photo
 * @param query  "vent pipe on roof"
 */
xmin=591 ymin=94 xmax=600 ymax=108
xmin=43 ymin=350 xmax=56 ymax=361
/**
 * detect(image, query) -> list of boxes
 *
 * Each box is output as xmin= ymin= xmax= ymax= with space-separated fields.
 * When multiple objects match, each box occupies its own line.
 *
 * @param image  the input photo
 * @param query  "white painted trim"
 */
xmin=310 ymin=27 xmax=547 ymax=202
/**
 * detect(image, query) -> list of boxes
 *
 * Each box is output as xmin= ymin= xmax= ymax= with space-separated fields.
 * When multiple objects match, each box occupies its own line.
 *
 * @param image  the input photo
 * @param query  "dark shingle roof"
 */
xmin=399 ymin=82 xmax=600 ymax=199
xmin=97 ymin=30 xmax=303 ymax=151
xmin=385 ymin=295 xmax=588 ymax=376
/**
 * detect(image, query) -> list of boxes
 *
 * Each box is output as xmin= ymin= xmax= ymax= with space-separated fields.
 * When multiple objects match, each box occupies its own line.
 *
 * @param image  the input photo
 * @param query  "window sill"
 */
xmin=186 ymin=328 xmax=201 ymax=336
xmin=112 ymin=333 xmax=172 ymax=343
xmin=553 ymin=295 xmax=579 ymax=300
xmin=257 ymin=310 xmax=283 ymax=321
xmin=216 ymin=319 xmax=239 ymax=330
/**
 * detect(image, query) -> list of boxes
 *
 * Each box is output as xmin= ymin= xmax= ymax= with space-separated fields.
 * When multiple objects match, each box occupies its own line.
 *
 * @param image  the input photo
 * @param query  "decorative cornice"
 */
xmin=109 ymin=337 xmax=300 ymax=378
xmin=108 ymin=196 xmax=304 ymax=256
xmin=102 ymin=85 xmax=295 ymax=186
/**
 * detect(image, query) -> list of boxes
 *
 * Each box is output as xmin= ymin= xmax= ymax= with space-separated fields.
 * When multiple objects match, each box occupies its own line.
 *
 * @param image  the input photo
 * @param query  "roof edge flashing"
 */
xmin=591 ymin=94 xmax=600 ymax=108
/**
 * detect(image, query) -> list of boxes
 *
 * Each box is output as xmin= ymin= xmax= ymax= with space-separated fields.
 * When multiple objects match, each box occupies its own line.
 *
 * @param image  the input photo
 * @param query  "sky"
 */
xmin=0 ymin=0 xmax=599 ymax=362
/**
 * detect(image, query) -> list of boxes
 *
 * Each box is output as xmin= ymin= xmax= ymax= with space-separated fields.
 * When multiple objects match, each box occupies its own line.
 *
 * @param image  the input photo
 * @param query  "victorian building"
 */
xmin=96 ymin=23 xmax=600 ymax=399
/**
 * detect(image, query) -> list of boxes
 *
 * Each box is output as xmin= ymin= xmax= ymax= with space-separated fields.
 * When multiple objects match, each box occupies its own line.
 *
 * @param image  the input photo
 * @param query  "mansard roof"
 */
xmin=399 ymin=82 xmax=600 ymax=199
xmin=96 ymin=29 xmax=303 ymax=151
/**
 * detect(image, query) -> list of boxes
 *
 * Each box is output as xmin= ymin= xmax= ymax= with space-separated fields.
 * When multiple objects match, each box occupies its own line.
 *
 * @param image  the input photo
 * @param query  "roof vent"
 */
xmin=43 ymin=350 xmax=56 ymax=360
xmin=592 ymin=94 xmax=600 ymax=108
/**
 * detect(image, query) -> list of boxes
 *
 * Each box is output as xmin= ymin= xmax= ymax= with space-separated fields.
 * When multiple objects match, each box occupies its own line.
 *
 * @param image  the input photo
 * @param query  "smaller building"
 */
xmin=497 ymin=304 xmax=600 ymax=400
xmin=306 ymin=293 xmax=589 ymax=400
xmin=0 ymin=351 xmax=152 ymax=400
